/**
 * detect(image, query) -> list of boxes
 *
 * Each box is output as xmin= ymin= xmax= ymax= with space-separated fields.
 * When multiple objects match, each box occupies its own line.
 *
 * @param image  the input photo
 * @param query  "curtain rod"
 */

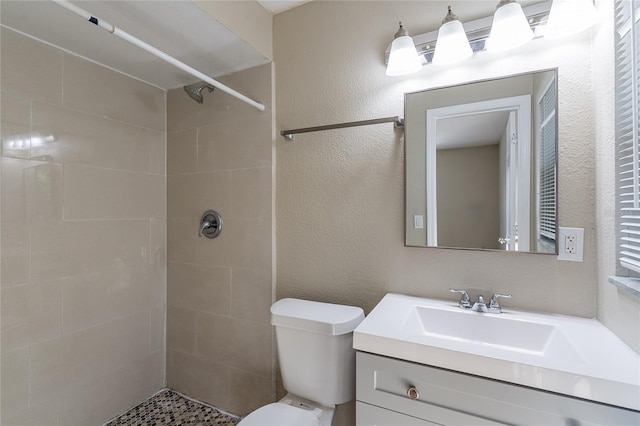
xmin=51 ymin=0 xmax=265 ymax=112
xmin=281 ymin=116 xmax=404 ymax=140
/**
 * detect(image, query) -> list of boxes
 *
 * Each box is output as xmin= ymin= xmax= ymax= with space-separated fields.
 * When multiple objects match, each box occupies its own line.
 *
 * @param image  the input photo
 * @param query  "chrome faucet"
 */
xmin=450 ymin=289 xmax=511 ymax=314
xmin=449 ymin=288 xmax=471 ymax=309
xmin=472 ymin=295 xmax=489 ymax=313
xmin=488 ymin=293 xmax=512 ymax=313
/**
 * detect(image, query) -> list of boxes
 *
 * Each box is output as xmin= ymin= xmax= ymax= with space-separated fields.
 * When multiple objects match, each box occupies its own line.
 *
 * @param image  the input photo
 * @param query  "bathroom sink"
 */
xmin=353 ymin=293 xmax=640 ymax=411
xmin=404 ymin=305 xmax=583 ymax=361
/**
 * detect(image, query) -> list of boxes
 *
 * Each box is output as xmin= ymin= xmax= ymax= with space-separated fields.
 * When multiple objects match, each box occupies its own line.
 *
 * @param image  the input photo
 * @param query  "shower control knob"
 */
xmin=407 ymin=385 xmax=419 ymax=400
xmin=199 ymin=210 xmax=222 ymax=239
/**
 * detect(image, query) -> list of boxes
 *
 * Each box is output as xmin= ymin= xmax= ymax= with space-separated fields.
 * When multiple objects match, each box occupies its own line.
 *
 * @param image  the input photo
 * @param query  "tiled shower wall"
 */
xmin=0 ymin=28 xmax=166 ymax=425
xmin=165 ymin=63 xmax=275 ymax=416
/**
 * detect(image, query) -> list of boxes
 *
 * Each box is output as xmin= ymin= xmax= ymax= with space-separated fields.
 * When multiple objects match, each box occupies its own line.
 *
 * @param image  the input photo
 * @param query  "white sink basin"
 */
xmin=405 ymin=305 xmax=583 ymax=361
xmin=353 ymin=293 xmax=640 ymax=411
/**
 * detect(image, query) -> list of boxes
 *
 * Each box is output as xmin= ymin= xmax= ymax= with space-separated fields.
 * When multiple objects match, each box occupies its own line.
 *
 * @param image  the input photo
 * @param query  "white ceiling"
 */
xmin=257 ymin=0 xmax=311 ymax=14
xmin=0 ymin=1 xmax=270 ymax=89
xmin=437 ymin=111 xmax=510 ymax=150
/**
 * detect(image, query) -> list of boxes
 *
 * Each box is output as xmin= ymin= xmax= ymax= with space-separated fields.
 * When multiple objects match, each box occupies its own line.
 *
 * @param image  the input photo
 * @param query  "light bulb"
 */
xmin=543 ymin=0 xmax=598 ymax=38
xmin=487 ymin=1 xmax=534 ymax=52
xmin=386 ymin=22 xmax=422 ymax=76
xmin=433 ymin=8 xmax=473 ymax=65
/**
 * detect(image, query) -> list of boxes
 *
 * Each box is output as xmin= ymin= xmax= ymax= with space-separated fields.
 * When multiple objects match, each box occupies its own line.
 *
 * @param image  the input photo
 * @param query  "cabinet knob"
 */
xmin=407 ymin=385 xmax=419 ymax=400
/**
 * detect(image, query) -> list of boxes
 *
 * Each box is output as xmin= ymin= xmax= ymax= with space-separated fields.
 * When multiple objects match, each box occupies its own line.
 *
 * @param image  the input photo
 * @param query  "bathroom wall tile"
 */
xmin=30 ymin=311 xmax=150 ymax=404
xmin=167 ymin=129 xmax=198 ymax=175
xmin=30 ymin=219 xmax=149 ymax=282
xmin=148 ymin=130 xmax=166 ymax=176
xmin=1 ymin=158 xmax=27 ymax=221
xmin=1 ymin=91 xmax=31 ymax=159
xmin=55 ymin=352 xmax=163 ymax=426
xmin=166 ymin=63 xmax=271 ymax=133
xmin=34 ymin=351 xmax=163 ymax=426
xmin=1 ymin=281 xmax=63 ymax=352
xmin=167 ymin=171 xmax=231 ymax=219
xmin=30 ymin=101 xmax=158 ymax=173
xmin=1 ymin=157 xmax=64 ymax=222
xmin=196 ymin=219 xmax=272 ymax=270
xmin=227 ymin=368 xmax=273 ymax=416
xmin=167 ymin=305 xmax=197 ymax=354
xmin=1 ymin=27 xmax=167 ymax=426
xmin=1 ymin=221 xmax=30 ymax=287
xmin=166 ymin=350 xmax=230 ymax=410
xmin=63 ymin=165 xmax=165 ymax=220
xmin=23 ymin=161 xmax=64 ymax=220
xmin=167 ymin=217 xmax=197 ymax=262
xmin=167 ymin=262 xmax=231 ymax=315
xmin=196 ymin=313 xmax=272 ymax=378
xmin=0 ymin=404 xmax=58 ymax=426
xmin=231 ymin=268 xmax=273 ymax=323
xmin=166 ymin=60 xmax=273 ymax=416
xmin=230 ymin=167 xmax=273 ymax=220
xmin=62 ymin=267 xmax=159 ymax=334
xmin=0 ymin=28 xmax=63 ymax=105
xmin=197 ymin=114 xmax=272 ymax=172
xmin=1 ymin=347 xmax=30 ymax=418
xmin=1 ymin=158 xmax=27 ymax=222
xmin=150 ymin=304 xmax=165 ymax=354
xmin=148 ymin=266 xmax=167 ymax=310
xmin=149 ymin=218 xmax=167 ymax=273
xmin=195 ymin=313 xmax=231 ymax=363
xmin=63 ymin=54 xmax=165 ymax=131
xmin=223 ymin=63 xmax=273 ymax=117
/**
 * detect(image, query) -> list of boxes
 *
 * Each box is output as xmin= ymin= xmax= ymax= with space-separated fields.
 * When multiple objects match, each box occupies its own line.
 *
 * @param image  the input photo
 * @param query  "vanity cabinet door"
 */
xmin=356 ymin=352 xmax=506 ymax=425
xmin=356 ymin=352 xmax=640 ymax=426
xmin=356 ymin=401 xmax=439 ymax=426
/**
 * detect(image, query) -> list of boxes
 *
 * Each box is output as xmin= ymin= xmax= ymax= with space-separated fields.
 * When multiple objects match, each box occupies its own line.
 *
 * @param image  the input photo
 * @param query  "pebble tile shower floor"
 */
xmin=105 ymin=389 xmax=240 ymax=426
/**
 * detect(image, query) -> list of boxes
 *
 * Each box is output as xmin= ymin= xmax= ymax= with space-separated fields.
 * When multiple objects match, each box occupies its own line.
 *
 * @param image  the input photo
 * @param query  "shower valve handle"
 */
xmin=198 ymin=210 xmax=223 ymax=239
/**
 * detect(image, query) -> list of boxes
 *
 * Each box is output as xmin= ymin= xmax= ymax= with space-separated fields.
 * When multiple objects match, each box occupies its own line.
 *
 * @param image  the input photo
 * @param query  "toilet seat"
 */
xmin=238 ymin=402 xmax=322 ymax=426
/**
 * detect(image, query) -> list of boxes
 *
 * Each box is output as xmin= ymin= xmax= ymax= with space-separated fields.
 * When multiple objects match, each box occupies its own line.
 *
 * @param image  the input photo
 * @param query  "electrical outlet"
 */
xmin=565 ymin=235 xmax=576 ymax=254
xmin=557 ymin=227 xmax=584 ymax=262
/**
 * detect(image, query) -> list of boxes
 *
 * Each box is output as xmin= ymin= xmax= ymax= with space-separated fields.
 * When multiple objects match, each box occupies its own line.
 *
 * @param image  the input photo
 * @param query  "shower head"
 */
xmin=183 ymin=82 xmax=215 ymax=104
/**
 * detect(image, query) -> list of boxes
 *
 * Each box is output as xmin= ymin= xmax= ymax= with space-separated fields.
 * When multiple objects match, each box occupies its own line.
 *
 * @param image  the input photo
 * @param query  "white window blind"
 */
xmin=539 ymin=81 xmax=557 ymax=241
xmin=616 ymin=0 xmax=640 ymax=273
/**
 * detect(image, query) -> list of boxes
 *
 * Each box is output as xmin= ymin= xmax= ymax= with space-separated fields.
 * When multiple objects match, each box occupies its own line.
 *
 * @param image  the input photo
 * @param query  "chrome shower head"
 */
xmin=183 ymin=82 xmax=215 ymax=104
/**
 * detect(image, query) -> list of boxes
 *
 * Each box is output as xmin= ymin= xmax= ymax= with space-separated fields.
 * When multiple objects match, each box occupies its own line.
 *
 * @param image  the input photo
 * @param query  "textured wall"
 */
xmin=165 ymin=63 xmax=275 ymax=416
xmin=274 ymin=1 xmax=598 ymax=318
xmin=0 ymin=28 xmax=166 ymax=425
xmin=593 ymin=0 xmax=640 ymax=352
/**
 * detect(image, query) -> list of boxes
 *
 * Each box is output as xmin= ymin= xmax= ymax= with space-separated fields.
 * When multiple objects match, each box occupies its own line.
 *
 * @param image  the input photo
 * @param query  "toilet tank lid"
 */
xmin=271 ymin=298 xmax=364 ymax=336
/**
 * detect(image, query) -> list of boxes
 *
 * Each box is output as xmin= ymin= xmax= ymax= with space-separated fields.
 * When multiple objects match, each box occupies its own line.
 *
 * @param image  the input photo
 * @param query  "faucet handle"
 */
xmin=489 ymin=293 xmax=512 ymax=311
xmin=450 ymin=288 xmax=472 ymax=309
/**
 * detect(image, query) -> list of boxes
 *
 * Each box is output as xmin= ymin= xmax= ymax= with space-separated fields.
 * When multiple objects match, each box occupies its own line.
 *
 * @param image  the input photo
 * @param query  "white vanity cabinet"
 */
xmin=356 ymin=352 xmax=640 ymax=426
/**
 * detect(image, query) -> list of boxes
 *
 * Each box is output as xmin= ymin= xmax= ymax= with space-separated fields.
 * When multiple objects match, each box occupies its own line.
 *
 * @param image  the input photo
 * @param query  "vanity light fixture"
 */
xmin=385 ymin=22 xmax=422 ymax=76
xmin=432 ymin=6 xmax=473 ymax=65
xmin=486 ymin=0 xmax=534 ymax=52
xmin=385 ymin=1 xmax=551 ymax=74
xmin=385 ymin=0 xmax=599 ymax=75
xmin=543 ymin=0 xmax=598 ymax=38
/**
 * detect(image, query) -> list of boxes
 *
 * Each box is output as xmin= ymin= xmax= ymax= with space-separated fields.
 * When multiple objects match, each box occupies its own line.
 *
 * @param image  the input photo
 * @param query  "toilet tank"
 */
xmin=271 ymin=298 xmax=365 ymax=406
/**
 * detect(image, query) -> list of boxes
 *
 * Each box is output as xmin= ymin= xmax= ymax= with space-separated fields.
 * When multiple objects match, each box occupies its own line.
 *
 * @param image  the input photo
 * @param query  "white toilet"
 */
xmin=238 ymin=298 xmax=365 ymax=426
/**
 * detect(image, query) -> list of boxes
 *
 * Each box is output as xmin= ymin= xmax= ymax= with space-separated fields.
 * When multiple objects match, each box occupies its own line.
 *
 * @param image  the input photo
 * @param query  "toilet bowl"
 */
xmin=239 ymin=394 xmax=334 ymax=426
xmin=238 ymin=298 xmax=364 ymax=426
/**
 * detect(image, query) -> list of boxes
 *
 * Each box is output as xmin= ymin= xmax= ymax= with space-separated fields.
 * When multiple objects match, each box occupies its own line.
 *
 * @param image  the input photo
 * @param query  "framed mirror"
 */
xmin=405 ymin=70 xmax=557 ymax=254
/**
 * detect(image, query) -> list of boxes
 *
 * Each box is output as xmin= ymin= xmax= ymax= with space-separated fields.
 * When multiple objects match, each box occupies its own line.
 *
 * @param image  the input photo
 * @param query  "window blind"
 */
xmin=539 ymin=81 xmax=557 ymax=241
xmin=616 ymin=0 xmax=640 ymax=273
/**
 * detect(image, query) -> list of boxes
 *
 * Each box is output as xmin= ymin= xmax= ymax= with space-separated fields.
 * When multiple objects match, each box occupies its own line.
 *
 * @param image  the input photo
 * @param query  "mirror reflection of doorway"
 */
xmin=426 ymin=95 xmax=531 ymax=250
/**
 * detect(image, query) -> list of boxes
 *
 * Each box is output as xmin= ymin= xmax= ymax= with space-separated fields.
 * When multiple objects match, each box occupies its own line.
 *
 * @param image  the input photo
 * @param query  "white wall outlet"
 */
xmin=557 ymin=227 xmax=584 ymax=262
